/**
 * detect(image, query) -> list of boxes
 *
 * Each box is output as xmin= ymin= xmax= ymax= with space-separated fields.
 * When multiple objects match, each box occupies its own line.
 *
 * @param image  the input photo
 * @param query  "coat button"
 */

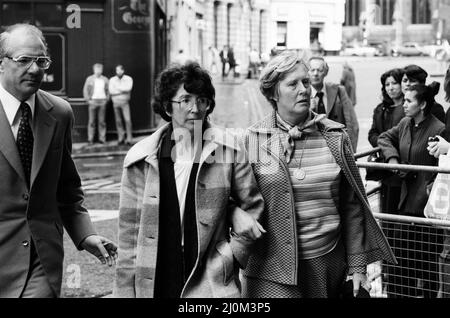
xmin=23 ymin=193 xmax=29 ymax=201
xmin=22 ymin=240 xmax=29 ymax=247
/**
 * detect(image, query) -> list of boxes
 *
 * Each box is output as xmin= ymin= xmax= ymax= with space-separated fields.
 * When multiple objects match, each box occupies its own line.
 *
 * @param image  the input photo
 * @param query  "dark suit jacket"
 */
xmin=0 ymin=90 xmax=96 ymax=297
xmin=324 ymin=82 xmax=359 ymax=151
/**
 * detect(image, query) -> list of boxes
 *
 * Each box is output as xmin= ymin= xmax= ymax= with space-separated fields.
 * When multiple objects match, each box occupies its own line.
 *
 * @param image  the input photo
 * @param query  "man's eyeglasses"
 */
xmin=171 ymin=96 xmax=211 ymax=111
xmin=5 ymin=55 xmax=52 ymax=70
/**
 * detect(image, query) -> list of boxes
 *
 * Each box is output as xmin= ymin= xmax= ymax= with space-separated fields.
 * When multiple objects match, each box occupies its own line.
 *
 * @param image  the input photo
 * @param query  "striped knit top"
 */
xmin=284 ymin=126 xmax=342 ymax=260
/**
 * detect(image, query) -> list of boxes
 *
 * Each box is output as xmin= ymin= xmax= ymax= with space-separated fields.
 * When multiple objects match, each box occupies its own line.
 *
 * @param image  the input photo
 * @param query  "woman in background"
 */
xmin=368 ymin=68 xmax=405 ymax=215
xmin=378 ymin=82 xmax=445 ymax=298
xmin=401 ymin=64 xmax=445 ymax=123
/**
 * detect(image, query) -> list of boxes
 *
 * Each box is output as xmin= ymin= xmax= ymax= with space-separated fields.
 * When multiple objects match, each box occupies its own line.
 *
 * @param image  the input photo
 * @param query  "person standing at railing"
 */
xmin=368 ymin=68 xmax=405 ymax=215
xmin=378 ymin=83 xmax=446 ymax=298
xmin=427 ymin=66 xmax=450 ymax=298
xmin=401 ymin=65 xmax=446 ymax=123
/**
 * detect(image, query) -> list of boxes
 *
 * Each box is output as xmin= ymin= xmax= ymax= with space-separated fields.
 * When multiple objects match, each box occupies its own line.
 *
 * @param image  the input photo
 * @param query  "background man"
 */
xmin=109 ymin=64 xmax=134 ymax=145
xmin=83 ymin=63 xmax=109 ymax=145
xmin=0 ymin=24 xmax=117 ymax=298
xmin=308 ymin=56 xmax=359 ymax=151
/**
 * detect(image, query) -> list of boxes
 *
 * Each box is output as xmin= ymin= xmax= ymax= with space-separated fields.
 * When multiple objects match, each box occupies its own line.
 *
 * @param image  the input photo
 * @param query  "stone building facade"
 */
xmin=268 ymin=0 xmax=346 ymax=54
xmin=343 ymin=0 xmax=450 ymax=45
xmin=167 ymin=0 xmax=270 ymax=72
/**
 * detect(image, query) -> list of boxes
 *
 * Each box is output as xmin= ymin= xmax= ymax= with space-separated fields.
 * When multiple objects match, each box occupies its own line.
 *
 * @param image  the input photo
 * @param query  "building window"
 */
xmin=375 ymin=0 xmax=395 ymax=25
xmin=259 ymin=10 xmax=264 ymax=53
xmin=276 ymin=21 xmax=287 ymax=48
xmin=344 ymin=0 xmax=361 ymax=26
xmin=412 ymin=0 xmax=431 ymax=24
xmin=213 ymin=1 xmax=219 ymax=48
xmin=2 ymin=1 xmax=64 ymax=27
xmin=227 ymin=3 xmax=232 ymax=46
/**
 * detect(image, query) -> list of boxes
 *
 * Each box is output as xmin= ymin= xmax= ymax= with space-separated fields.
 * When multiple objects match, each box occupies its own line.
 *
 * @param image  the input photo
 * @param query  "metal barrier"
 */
xmin=354 ymin=148 xmax=450 ymax=298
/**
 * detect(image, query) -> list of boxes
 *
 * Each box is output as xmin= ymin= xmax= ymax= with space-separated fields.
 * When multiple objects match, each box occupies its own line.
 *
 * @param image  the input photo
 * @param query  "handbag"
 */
xmin=365 ymin=151 xmax=391 ymax=182
xmin=424 ymin=155 xmax=450 ymax=221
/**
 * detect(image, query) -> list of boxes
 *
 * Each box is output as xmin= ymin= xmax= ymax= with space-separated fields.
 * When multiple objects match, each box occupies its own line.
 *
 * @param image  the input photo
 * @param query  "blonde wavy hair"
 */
xmin=259 ymin=49 xmax=311 ymax=109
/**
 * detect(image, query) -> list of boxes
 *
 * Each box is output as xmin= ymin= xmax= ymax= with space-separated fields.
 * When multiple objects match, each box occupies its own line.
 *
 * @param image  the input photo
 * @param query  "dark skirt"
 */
xmin=242 ymin=240 xmax=347 ymax=298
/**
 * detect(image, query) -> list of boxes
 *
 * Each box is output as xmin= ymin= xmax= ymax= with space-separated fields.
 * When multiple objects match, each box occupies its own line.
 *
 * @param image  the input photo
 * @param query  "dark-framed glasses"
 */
xmin=171 ymin=96 xmax=211 ymax=111
xmin=5 ymin=55 xmax=52 ymax=70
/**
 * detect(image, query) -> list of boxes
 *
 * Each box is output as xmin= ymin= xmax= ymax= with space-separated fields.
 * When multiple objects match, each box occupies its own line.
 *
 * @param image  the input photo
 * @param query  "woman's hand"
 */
xmin=388 ymin=157 xmax=401 ymax=175
xmin=427 ymin=136 xmax=450 ymax=158
xmin=351 ymin=273 xmax=370 ymax=297
xmin=230 ymin=206 xmax=266 ymax=241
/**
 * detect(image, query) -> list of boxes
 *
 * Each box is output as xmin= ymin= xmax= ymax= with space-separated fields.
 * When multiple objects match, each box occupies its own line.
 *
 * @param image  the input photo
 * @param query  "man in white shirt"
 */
xmin=83 ymin=63 xmax=109 ymax=145
xmin=109 ymin=65 xmax=133 ymax=145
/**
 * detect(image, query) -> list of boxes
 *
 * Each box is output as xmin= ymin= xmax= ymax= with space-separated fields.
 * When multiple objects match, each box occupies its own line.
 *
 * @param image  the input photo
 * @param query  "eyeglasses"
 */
xmin=171 ymin=96 xmax=211 ymax=111
xmin=5 ymin=55 xmax=52 ymax=70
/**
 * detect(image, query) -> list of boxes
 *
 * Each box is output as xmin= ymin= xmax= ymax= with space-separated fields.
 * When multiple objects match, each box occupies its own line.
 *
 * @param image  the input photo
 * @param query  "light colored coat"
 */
xmin=242 ymin=112 xmax=396 ymax=285
xmin=113 ymin=123 xmax=265 ymax=298
xmin=0 ymin=90 xmax=96 ymax=297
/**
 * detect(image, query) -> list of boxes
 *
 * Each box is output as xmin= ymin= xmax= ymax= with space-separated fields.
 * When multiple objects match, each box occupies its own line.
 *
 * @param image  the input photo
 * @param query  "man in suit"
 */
xmin=0 ymin=24 xmax=117 ymax=298
xmin=308 ymin=56 xmax=359 ymax=151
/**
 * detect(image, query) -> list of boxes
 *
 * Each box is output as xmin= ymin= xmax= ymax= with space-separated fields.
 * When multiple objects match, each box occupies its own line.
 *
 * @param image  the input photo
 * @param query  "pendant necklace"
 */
xmin=293 ymin=136 xmax=308 ymax=181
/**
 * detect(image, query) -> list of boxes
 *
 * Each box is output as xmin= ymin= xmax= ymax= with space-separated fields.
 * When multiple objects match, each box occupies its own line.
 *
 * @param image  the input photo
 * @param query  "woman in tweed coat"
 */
xmin=113 ymin=63 xmax=265 ymax=298
xmin=378 ymin=83 xmax=445 ymax=298
xmin=240 ymin=50 xmax=396 ymax=298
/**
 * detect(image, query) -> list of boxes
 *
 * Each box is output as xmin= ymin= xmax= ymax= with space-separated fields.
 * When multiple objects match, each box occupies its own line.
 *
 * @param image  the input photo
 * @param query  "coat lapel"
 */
xmin=0 ymin=100 xmax=25 ymax=181
xmin=30 ymin=93 xmax=56 ymax=187
xmin=326 ymin=83 xmax=338 ymax=116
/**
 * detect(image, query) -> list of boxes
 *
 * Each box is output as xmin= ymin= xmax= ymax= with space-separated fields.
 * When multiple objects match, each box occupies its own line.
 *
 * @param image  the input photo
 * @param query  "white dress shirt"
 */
xmin=0 ymin=83 xmax=35 ymax=140
xmin=311 ymin=85 xmax=328 ymax=114
xmin=173 ymin=140 xmax=201 ymax=245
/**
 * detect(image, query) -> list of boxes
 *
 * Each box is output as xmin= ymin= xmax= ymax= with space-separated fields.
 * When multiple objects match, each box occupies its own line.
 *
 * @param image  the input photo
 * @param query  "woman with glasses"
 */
xmin=113 ymin=62 xmax=265 ymax=298
xmin=240 ymin=50 xmax=395 ymax=298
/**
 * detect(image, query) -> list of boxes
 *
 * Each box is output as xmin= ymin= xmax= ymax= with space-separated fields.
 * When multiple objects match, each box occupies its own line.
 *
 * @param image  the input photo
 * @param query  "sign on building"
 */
xmin=112 ymin=0 xmax=151 ymax=33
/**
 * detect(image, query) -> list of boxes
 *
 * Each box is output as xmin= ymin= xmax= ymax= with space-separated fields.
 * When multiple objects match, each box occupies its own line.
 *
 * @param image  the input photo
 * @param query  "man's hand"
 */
xmin=230 ymin=206 xmax=266 ymax=241
xmin=427 ymin=136 xmax=450 ymax=158
xmin=80 ymin=235 xmax=118 ymax=266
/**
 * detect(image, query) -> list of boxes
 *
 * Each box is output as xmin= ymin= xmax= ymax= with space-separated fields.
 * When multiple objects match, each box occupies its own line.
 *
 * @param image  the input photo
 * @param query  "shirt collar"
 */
xmin=311 ymin=85 xmax=326 ymax=98
xmin=410 ymin=114 xmax=432 ymax=128
xmin=0 ymin=83 xmax=36 ymax=125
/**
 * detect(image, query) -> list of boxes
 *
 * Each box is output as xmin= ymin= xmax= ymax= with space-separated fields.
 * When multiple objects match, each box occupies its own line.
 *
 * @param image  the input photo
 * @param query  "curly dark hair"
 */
xmin=406 ymin=82 xmax=440 ymax=116
xmin=403 ymin=64 xmax=428 ymax=84
xmin=152 ymin=62 xmax=216 ymax=122
xmin=380 ymin=68 xmax=404 ymax=106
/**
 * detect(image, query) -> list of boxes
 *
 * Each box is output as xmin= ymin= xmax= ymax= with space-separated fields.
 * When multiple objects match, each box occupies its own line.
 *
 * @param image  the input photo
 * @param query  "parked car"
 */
xmin=341 ymin=44 xmax=379 ymax=57
xmin=391 ymin=42 xmax=424 ymax=57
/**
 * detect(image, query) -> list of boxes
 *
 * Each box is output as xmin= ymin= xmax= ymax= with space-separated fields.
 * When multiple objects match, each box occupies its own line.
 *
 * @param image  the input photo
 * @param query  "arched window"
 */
xmin=412 ymin=0 xmax=431 ymax=24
